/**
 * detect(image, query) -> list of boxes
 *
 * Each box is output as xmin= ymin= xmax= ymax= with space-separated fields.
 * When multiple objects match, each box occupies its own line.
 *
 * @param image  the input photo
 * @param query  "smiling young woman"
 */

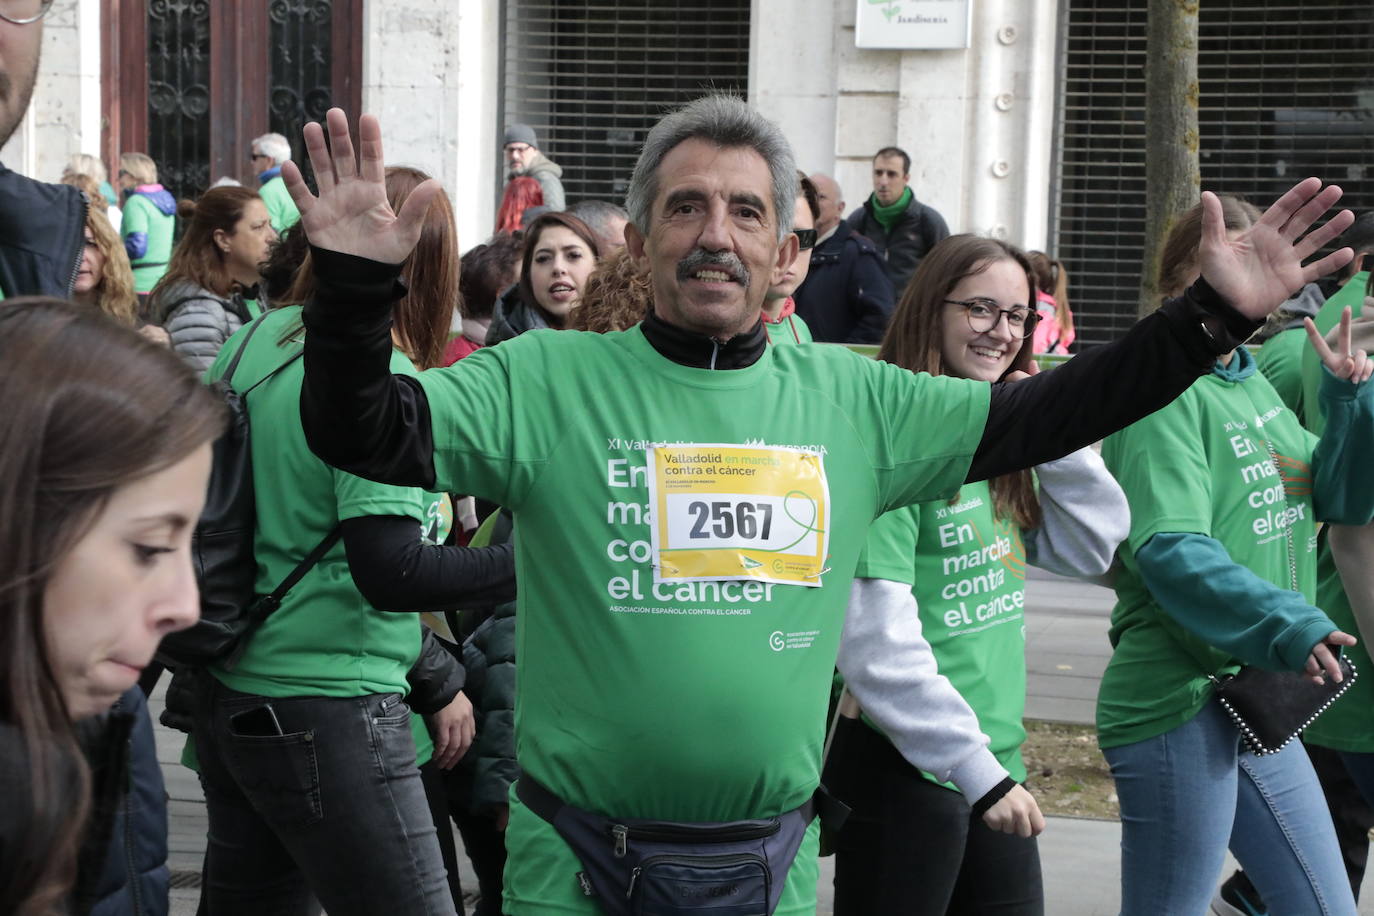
xmin=824 ymin=234 xmax=1130 ymax=915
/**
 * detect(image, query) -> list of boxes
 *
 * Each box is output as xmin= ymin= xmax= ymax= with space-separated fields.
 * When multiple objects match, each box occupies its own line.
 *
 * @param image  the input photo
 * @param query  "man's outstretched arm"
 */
xmin=967 ymin=181 xmax=1354 ymax=482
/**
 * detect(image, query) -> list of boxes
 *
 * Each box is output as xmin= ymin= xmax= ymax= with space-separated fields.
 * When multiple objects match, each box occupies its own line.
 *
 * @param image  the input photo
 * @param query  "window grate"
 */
xmin=1055 ymin=1 xmax=1374 ymax=349
xmin=501 ymin=0 xmax=751 ymax=210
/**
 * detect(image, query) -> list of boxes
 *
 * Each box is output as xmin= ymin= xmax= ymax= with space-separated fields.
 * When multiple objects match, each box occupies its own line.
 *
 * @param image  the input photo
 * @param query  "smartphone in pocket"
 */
xmin=229 ymin=703 xmax=284 ymax=737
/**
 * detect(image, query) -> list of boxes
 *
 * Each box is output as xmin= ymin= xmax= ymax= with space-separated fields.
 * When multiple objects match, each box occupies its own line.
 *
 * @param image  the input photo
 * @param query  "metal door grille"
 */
xmin=501 ymin=1 xmax=751 ymax=207
xmin=1055 ymin=1 xmax=1374 ymax=349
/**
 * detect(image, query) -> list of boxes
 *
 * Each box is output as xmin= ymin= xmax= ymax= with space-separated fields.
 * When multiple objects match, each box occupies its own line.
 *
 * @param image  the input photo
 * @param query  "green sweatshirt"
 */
xmin=1099 ymin=348 xmax=1374 ymax=748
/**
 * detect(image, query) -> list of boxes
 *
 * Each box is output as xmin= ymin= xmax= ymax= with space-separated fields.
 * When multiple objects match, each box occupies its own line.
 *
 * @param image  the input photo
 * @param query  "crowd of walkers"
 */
xmin=7 ymin=9 xmax=1374 ymax=916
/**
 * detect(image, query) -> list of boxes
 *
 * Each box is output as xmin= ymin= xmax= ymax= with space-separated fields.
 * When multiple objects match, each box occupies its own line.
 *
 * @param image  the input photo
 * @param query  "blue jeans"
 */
xmin=1104 ymin=698 xmax=1356 ymax=916
xmin=193 ymin=678 xmax=457 ymax=916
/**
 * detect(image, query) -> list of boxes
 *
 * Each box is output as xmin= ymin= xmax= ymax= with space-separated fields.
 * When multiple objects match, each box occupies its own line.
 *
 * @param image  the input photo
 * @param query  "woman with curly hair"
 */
xmin=570 ymin=246 xmax=653 ymax=333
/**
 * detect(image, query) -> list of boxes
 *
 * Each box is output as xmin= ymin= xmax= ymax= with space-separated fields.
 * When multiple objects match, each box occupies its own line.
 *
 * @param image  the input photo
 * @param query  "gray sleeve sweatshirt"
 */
xmin=1024 ymin=446 xmax=1130 ymax=579
xmin=836 ymin=577 xmax=1009 ymax=804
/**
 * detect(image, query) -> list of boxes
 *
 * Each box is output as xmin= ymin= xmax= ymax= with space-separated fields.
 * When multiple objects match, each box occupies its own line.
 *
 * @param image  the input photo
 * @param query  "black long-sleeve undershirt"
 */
xmin=341 ymin=514 xmax=515 ymax=612
xmin=300 ymin=246 xmax=1259 ymax=495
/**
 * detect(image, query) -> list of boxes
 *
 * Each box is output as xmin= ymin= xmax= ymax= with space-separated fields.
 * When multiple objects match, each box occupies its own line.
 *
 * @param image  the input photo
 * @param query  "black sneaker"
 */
xmin=1212 ymin=869 xmax=1267 ymax=916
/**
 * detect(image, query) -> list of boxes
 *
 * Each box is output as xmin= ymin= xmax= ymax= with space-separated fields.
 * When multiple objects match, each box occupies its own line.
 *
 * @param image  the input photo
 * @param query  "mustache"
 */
xmin=675 ymin=249 xmax=750 ymax=287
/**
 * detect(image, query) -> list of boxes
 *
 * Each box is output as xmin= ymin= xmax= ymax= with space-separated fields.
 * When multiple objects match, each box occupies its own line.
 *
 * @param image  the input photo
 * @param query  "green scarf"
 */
xmin=870 ymin=186 xmax=913 ymax=232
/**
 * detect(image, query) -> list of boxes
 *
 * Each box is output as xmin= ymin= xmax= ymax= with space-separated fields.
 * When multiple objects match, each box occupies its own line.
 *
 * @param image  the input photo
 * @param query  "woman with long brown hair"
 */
xmin=148 ymin=186 xmax=277 ymax=372
xmin=486 ymin=211 xmax=599 ymax=345
xmin=190 ymin=166 xmax=512 ymax=916
xmin=0 ymin=298 xmax=222 ymax=915
xmin=824 ymin=235 xmax=1129 ymax=914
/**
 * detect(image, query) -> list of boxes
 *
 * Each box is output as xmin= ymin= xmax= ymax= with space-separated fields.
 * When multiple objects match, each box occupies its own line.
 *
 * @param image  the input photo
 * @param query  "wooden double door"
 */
xmin=101 ymin=0 xmax=363 ymax=202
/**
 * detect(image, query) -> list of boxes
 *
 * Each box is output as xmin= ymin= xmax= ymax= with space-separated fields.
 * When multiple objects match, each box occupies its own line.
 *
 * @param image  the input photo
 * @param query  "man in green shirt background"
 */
xmin=252 ymin=131 xmax=301 ymax=235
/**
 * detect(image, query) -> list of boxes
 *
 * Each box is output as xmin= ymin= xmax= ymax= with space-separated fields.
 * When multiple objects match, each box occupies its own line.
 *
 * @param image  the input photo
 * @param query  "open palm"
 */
xmin=1198 ymin=178 xmax=1353 ymax=321
xmin=282 ymin=108 xmax=441 ymax=265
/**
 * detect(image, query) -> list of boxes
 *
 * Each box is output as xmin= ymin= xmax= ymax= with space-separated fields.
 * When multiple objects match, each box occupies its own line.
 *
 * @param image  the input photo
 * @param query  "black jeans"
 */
xmin=824 ymin=716 xmax=1043 ymax=915
xmin=194 ymin=678 xmax=457 ymax=916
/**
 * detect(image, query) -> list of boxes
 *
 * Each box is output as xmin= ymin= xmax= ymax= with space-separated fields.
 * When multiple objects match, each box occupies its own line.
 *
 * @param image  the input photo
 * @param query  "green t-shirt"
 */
xmin=411 ymin=326 xmax=989 ymax=913
xmin=205 ymin=307 xmax=438 ymax=698
xmin=121 ymin=193 xmax=175 ymax=293
xmin=1256 ymin=328 xmax=1306 ymax=422
xmin=259 ymin=174 xmax=301 ymax=235
xmin=855 ymin=479 xmax=1029 ymax=783
xmin=1098 ymin=368 xmax=1320 ymax=748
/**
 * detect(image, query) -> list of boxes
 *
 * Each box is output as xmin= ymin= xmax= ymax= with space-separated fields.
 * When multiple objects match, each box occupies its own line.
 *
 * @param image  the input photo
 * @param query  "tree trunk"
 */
xmin=1139 ymin=0 xmax=1202 ymax=317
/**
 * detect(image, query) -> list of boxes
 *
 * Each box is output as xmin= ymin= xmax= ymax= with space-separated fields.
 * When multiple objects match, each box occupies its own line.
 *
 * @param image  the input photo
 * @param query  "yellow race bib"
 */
xmin=646 ymin=443 xmax=830 ymax=587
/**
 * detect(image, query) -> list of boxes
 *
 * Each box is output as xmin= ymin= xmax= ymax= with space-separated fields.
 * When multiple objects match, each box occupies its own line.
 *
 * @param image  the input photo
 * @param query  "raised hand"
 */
xmin=282 ymin=108 xmax=442 ymax=265
xmin=1199 ymin=178 xmax=1354 ymax=322
xmin=1304 ymin=307 xmax=1374 ymax=384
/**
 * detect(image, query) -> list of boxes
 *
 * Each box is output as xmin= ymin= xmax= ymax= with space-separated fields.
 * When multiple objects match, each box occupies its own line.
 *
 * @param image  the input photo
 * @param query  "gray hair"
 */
xmin=625 ymin=95 xmax=798 ymax=242
xmin=569 ymin=199 xmax=629 ymax=243
xmin=252 ymin=132 xmax=292 ymax=165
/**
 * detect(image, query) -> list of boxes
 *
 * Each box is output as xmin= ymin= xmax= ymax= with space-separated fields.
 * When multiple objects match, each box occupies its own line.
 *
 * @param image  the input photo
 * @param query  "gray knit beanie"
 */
xmin=504 ymin=123 xmax=539 ymax=149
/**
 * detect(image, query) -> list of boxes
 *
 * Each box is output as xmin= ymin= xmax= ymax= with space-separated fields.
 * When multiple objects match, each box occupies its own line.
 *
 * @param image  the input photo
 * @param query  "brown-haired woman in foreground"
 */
xmin=0 ymin=298 xmax=223 ymax=915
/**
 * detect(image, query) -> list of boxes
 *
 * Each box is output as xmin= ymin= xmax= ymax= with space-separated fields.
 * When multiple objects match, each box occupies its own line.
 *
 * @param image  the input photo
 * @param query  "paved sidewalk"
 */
xmin=156 ymin=569 xmax=1374 ymax=913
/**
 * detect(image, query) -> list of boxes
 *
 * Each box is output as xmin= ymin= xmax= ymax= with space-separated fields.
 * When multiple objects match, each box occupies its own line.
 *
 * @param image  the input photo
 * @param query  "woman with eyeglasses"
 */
xmin=1097 ymin=196 xmax=1373 ymax=916
xmin=824 ymin=234 xmax=1129 ymax=915
xmin=760 ymin=171 xmax=818 ymax=344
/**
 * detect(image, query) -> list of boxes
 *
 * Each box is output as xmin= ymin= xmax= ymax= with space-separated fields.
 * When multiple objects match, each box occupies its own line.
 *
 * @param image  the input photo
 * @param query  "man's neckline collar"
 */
xmin=640 ymin=310 xmax=767 ymax=370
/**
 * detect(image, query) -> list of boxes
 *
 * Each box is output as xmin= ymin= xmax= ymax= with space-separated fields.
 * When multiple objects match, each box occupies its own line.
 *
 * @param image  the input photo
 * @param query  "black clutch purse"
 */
xmin=1211 ymin=657 xmax=1357 ymax=756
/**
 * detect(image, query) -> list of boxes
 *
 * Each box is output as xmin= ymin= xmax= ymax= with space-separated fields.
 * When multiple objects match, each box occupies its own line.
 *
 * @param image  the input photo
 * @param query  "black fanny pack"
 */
xmin=517 ymin=775 xmax=831 ymax=915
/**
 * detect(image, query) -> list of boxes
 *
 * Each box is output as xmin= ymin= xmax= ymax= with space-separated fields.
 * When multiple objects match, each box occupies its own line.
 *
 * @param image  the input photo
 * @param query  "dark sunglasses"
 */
xmin=793 ymin=228 xmax=817 ymax=250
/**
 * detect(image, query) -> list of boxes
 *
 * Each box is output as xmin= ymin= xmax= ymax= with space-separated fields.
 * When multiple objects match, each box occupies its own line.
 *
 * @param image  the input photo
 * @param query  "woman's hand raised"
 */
xmin=282 ymin=108 xmax=442 ymax=265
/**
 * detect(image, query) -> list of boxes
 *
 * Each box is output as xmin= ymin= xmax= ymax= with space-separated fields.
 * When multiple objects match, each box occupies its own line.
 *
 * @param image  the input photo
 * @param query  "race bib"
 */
xmin=646 ymin=443 xmax=830 ymax=587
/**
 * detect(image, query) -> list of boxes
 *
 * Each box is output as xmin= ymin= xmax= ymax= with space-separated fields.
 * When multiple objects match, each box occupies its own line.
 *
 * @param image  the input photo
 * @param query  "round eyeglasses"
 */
xmin=0 ymin=0 xmax=53 ymax=25
xmin=945 ymin=297 xmax=1038 ymax=339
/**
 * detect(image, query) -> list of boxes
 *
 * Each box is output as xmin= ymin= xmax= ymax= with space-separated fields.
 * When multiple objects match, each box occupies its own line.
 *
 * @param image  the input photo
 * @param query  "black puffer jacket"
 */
xmin=845 ymin=193 xmax=950 ymax=298
xmin=450 ymin=511 xmax=518 ymax=815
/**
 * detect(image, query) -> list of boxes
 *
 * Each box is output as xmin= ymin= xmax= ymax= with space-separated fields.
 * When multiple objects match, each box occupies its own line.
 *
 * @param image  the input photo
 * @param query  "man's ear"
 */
xmin=770 ymin=232 xmax=800 ymax=287
xmin=624 ymin=221 xmax=649 ymax=265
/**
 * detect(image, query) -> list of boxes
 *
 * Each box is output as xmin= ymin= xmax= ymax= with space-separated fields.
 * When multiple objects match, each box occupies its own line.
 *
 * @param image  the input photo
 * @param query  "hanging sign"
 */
xmin=855 ymin=0 xmax=971 ymax=49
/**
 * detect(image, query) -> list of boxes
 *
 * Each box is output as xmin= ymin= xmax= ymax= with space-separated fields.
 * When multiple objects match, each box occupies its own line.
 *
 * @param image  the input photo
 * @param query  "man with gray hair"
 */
xmin=288 ymin=98 xmax=1353 ymax=913
xmin=568 ymin=199 xmax=629 ymax=252
xmin=251 ymin=131 xmax=299 ymax=233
